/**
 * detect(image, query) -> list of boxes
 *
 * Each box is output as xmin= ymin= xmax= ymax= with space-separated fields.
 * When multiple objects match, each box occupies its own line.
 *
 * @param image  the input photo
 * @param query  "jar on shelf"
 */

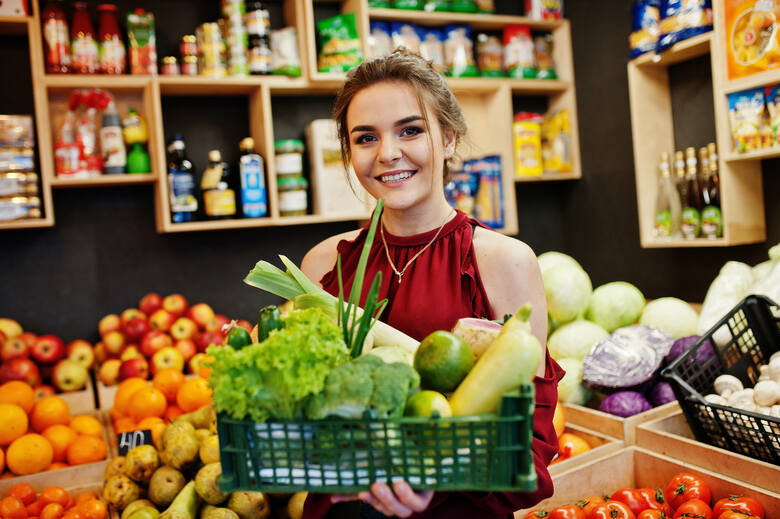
xmin=181 ymin=55 xmax=198 ymax=75
xmin=161 ymin=56 xmax=180 ymax=75
xmin=274 ymin=139 xmax=304 ymax=177
xmin=277 ymin=176 xmax=308 ymax=217
xmin=180 ymin=34 xmax=198 ymax=58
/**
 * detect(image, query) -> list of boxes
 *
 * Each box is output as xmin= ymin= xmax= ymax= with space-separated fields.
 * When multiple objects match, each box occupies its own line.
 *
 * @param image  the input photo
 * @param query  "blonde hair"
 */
xmin=332 ymin=48 xmax=468 ymax=180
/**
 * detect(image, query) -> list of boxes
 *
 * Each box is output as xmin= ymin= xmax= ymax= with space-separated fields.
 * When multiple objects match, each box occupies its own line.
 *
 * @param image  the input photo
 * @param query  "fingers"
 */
xmin=392 ymin=480 xmax=435 ymax=511
xmin=330 ymin=493 xmax=361 ymax=503
xmin=370 ymin=482 xmax=414 ymax=517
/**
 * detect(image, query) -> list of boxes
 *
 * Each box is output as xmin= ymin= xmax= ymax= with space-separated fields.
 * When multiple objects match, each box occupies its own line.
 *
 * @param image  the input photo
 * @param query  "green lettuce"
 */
xmin=208 ymin=308 xmax=349 ymax=422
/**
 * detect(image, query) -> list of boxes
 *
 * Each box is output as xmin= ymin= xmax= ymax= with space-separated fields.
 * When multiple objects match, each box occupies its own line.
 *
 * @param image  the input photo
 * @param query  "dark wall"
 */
xmin=1 ymin=0 xmax=778 ymax=342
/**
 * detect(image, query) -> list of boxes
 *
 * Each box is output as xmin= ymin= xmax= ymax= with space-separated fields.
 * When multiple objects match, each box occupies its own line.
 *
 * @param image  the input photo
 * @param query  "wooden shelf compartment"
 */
xmin=159 ymin=213 xmax=370 ymax=233
xmin=157 ymin=75 xmax=309 ymax=95
xmin=515 ymin=171 xmax=580 ymax=182
xmin=0 ymin=15 xmax=30 ymax=34
xmin=723 ymin=67 xmax=780 ymax=95
xmin=724 ymin=146 xmax=780 ymax=162
xmin=0 ymin=216 xmax=55 ymax=230
xmin=367 ymin=7 xmax=564 ymax=31
xmin=42 ymin=74 xmax=152 ymax=90
xmin=50 ymin=174 xmax=156 ymax=188
xmin=631 ymin=32 xmax=712 ymax=67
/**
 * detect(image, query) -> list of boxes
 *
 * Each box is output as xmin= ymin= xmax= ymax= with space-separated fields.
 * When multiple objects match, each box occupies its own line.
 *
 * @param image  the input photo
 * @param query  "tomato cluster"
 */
xmin=525 ymin=473 xmax=766 ymax=519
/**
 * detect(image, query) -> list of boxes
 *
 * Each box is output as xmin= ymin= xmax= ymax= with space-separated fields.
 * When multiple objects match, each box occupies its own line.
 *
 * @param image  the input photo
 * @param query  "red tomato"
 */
xmin=637 ymin=511 xmax=666 ymax=519
xmin=638 ymin=487 xmax=674 ymax=516
xmin=673 ymin=499 xmax=713 ymax=519
xmin=588 ymin=501 xmax=636 ymax=519
xmin=577 ymin=496 xmax=608 ymax=517
xmin=717 ymin=511 xmax=760 ymax=519
xmin=712 ymin=496 xmax=765 ymax=519
xmin=665 ymin=474 xmax=712 ymax=509
xmin=549 ymin=505 xmax=586 ymax=519
xmin=526 ymin=509 xmax=550 ymax=519
xmin=611 ymin=489 xmax=647 ymax=517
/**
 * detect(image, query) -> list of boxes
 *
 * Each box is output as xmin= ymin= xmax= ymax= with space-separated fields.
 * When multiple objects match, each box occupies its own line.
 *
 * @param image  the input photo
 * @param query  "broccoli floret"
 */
xmin=371 ymin=362 xmax=420 ymax=418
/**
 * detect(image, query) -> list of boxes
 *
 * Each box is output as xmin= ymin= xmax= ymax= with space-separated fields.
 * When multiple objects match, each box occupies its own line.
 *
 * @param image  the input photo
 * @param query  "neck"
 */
xmin=380 ymin=200 xmax=455 ymax=236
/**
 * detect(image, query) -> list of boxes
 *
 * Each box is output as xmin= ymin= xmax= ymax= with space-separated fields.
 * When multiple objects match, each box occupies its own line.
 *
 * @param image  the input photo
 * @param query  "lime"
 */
xmin=413 ymin=330 xmax=475 ymax=392
xmin=405 ymin=390 xmax=452 ymax=418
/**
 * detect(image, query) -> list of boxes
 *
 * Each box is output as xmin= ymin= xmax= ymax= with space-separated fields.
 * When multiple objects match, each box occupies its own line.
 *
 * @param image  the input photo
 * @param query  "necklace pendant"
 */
xmin=397 ymin=273 xmax=403 ymax=284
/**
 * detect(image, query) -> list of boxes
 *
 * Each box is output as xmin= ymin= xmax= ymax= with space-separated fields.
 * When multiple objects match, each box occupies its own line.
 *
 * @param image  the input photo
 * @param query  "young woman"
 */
xmin=300 ymin=49 xmax=563 ymax=519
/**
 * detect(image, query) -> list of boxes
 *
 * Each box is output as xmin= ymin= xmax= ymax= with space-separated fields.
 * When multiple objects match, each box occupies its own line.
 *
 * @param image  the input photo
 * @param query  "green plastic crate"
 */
xmin=217 ymin=385 xmax=537 ymax=493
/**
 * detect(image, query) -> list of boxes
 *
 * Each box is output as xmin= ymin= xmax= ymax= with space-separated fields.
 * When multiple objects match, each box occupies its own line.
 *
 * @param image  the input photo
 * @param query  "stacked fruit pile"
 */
xmin=0 ymin=319 xmax=93 ymax=394
xmin=0 ymin=382 xmax=107 ymax=477
xmin=1 ymin=483 xmax=107 ymax=519
xmin=95 ymin=293 xmax=251 ymax=386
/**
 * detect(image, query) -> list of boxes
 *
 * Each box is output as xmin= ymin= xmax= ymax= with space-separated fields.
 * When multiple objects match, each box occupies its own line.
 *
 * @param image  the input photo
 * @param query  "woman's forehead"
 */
xmin=347 ymin=80 xmax=434 ymax=124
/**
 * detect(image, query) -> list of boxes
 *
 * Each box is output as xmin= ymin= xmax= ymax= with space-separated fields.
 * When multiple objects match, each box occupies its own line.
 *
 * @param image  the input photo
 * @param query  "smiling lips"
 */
xmin=378 ymin=170 xmax=417 ymax=184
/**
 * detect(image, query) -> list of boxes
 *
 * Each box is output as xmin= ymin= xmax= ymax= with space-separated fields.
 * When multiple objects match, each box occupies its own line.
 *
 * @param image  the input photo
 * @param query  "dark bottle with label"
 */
xmin=167 ymin=135 xmax=198 ymax=223
xmin=201 ymin=149 xmax=237 ymax=219
xmin=680 ymin=147 xmax=703 ymax=239
xmin=702 ymin=142 xmax=722 ymax=239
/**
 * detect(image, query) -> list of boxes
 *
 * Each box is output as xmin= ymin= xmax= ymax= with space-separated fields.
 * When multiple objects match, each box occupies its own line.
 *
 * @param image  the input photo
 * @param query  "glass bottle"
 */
xmin=238 ymin=138 xmax=268 ymax=218
xmin=653 ymin=151 xmax=681 ymax=239
xmin=702 ymin=142 xmax=723 ymax=239
xmin=71 ymin=2 xmax=99 ymax=74
xmin=201 ymin=149 xmax=237 ymax=219
xmin=167 ymin=135 xmax=198 ymax=223
xmin=673 ymin=150 xmax=686 ymax=204
xmin=41 ymin=0 xmax=71 ymax=73
xmin=97 ymin=3 xmax=125 ymax=74
xmin=680 ymin=147 xmax=703 ymax=239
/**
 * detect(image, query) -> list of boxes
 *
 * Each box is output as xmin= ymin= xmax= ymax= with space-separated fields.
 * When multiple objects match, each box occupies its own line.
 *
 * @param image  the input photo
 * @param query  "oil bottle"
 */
xmin=680 ymin=147 xmax=703 ymax=239
xmin=201 ymin=149 xmax=237 ymax=219
xmin=653 ymin=151 xmax=681 ymax=239
xmin=701 ymin=142 xmax=722 ymax=239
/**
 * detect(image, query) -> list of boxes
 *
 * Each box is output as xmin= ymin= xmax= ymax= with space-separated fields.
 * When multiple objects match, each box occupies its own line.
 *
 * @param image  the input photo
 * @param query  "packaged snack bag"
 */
xmin=534 ymin=34 xmax=556 ymax=79
xmin=419 ymin=28 xmax=446 ymax=72
xmin=728 ymin=87 xmax=764 ymax=153
xmin=657 ymin=0 xmax=712 ymax=53
xmin=525 ymin=0 xmax=562 ymax=19
xmin=630 ymin=0 xmax=661 ymax=59
xmin=126 ymin=8 xmax=157 ymax=74
xmin=726 ymin=0 xmax=780 ymax=79
xmin=765 ymin=83 xmax=780 ymax=145
xmin=503 ymin=24 xmax=536 ymax=78
xmin=367 ymin=21 xmax=393 ymax=59
xmin=317 ymin=13 xmax=362 ymax=73
xmin=444 ymin=24 xmax=478 ymax=77
xmin=476 ymin=33 xmax=504 ymax=77
xmin=541 ymin=110 xmax=572 ymax=173
xmin=271 ymin=27 xmax=301 ymax=76
xmin=391 ymin=22 xmax=421 ymax=53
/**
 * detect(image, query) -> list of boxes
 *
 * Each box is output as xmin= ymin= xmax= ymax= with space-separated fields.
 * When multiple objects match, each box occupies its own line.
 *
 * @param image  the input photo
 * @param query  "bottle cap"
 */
xmin=240 ymin=137 xmax=255 ymax=151
xmin=209 ymin=150 xmax=222 ymax=162
xmin=274 ymin=139 xmax=304 ymax=153
xmin=659 ymin=151 xmax=669 ymax=161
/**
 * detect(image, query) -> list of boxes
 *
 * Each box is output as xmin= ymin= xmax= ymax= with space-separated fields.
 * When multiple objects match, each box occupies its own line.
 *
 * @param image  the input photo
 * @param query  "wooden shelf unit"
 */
xmin=9 ymin=0 xmax=582 ymax=235
xmin=627 ymin=19 xmax=766 ymax=248
xmin=0 ymin=15 xmax=31 ymax=35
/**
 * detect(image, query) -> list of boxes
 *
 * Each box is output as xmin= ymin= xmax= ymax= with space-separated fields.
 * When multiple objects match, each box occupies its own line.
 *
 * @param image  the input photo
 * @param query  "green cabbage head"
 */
xmin=542 ymin=263 xmax=592 ymax=324
xmin=585 ymin=281 xmax=646 ymax=332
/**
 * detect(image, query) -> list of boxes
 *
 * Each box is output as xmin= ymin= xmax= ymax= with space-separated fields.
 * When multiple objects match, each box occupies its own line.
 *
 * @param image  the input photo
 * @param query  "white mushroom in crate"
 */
xmin=758 ymin=365 xmax=771 ymax=382
xmin=727 ymin=388 xmax=757 ymax=412
xmin=713 ymin=374 xmax=743 ymax=399
xmin=704 ymin=393 xmax=728 ymax=406
xmin=768 ymin=357 xmax=780 ymax=383
xmin=754 ymin=380 xmax=780 ymax=407
xmin=771 ymin=405 xmax=780 ymax=419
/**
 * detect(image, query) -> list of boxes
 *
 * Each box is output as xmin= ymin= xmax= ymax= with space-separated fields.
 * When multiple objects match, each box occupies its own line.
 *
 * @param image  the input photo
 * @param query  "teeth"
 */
xmin=379 ymin=171 xmax=414 ymax=183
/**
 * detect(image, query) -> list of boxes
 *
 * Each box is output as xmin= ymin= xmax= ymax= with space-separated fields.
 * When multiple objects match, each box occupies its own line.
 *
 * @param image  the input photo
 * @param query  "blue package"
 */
xmin=417 ymin=27 xmax=445 ymax=71
xmin=444 ymin=24 xmax=478 ymax=77
xmin=629 ymin=0 xmax=661 ymax=59
xmin=390 ymin=22 xmax=421 ymax=53
xmin=727 ymin=87 xmax=764 ymax=153
xmin=657 ymin=0 xmax=712 ymax=53
xmin=368 ymin=21 xmax=393 ymax=58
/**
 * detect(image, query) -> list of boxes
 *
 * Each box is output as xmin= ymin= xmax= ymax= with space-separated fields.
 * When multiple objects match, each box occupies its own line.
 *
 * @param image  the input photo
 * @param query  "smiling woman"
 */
xmin=300 ymin=49 xmax=562 ymax=519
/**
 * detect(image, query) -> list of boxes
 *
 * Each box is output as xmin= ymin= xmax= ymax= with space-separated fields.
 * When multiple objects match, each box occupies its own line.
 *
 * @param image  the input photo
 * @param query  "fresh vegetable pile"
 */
xmin=525 ymin=472 xmax=767 ymax=519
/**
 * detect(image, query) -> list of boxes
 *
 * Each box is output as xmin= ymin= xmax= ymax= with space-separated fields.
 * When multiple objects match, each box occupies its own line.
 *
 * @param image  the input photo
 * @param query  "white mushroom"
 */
xmin=704 ymin=394 xmax=728 ymax=406
xmin=727 ymin=388 xmax=755 ymax=407
xmin=769 ymin=357 xmax=780 ymax=383
xmin=714 ymin=374 xmax=743 ymax=397
xmin=758 ymin=364 xmax=771 ymax=381
xmin=754 ymin=380 xmax=780 ymax=407
xmin=770 ymin=405 xmax=780 ymax=419
xmin=770 ymin=351 xmax=780 ymax=364
xmin=757 ymin=405 xmax=772 ymax=416
xmin=734 ymin=400 xmax=758 ymax=413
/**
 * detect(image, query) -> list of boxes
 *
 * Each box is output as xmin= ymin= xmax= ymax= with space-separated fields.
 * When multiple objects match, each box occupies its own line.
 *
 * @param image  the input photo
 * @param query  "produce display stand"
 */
xmin=548 ymin=423 xmax=624 ymax=476
xmin=59 ymin=373 xmax=97 ymax=414
xmin=635 ymin=411 xmax=780 ymax=493
xmin=562 ymin=401 xmax=679 ymax=443
xmin=515 ymin=447 xmax=780 ymax=518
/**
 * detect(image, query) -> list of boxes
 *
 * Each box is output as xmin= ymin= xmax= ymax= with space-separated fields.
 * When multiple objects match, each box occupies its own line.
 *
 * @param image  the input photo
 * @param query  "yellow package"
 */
xmin=512 ymin=112 xmax=543 ymax=176
xmin=726 ymin=0 xmax=780 ymax=80
xmin=541 ymin=110 xmax=572 ymax=173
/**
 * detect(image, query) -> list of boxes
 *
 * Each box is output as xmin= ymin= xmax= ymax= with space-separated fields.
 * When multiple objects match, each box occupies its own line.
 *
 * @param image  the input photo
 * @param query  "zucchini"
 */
xmin=257 ymin=305 xmax=283 ymax=342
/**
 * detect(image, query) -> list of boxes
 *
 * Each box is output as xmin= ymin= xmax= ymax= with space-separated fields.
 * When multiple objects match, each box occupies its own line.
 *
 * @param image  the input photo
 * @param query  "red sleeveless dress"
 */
xmin=303 ymin=210 xmax=564 ymax=519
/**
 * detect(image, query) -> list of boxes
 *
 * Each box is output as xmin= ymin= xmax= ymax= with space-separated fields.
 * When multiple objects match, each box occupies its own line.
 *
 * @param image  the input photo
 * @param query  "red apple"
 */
xmin=151 ymin=346 xmax=185 ymax=374
xmin=1 ymin=336 xmax=30 ymax=361
xmin=1 ymin=357 xmax=41 ymax=386
xmin=162 ymin=294 xmax=189 ymax=318
xmin=120 ymin=308 xmax=147 ymax=328
xmin=189 ymin=352 xmax=208 ymax=375
xmin=66 ymin=339 xmax=95 ymax=370
xmin=98 ymin=359 xmax=122 ymax=386
xmin=0 ymin=330 xmax=5 ymax=345
xmin=141 ymin=330 xmax=173 ymax=357
xmin=93 ymin=342 xmax=108 ymax=364
xmin=235 ymin=320 xmax=253 ymax=333
xmin=170 ymin=317 xmax=198 ymax=340
xmin=52 ymin=358 xmax=88 ymax=392
xmin=18 ymin=331 xmax=37 ymax=350
xmin=103 ymin=331 xmax=125 ymax=356
xmin=173 ymin=339 xmax=197 ymax=363
xmin=118 ymin=357 xmax=149 ymax=381
xmin=31 ymin=334 xmax=66 ymax=365
xmin=33 ymin=384 xmax=56 ymax=400
xmin=187 ymin=303 xmax=215 ymax=329
xmin=139 ymin=292 xmax=164 ymax=316
xmin=0 ymin=318 xmax=23 ymax=339
xmin=120 ymin=345 xmax=142 ymax=362
xmin=98 ymin=314 xmax=121 ymax=337
xmin=206 ymin=314 xmax=231 ymax=335
xmin=123 ymin=317 xmax=151 ymax=343
xmin=196 ymin=331 xmax=224 ymax=353
xmin=149 ymin=309 xmax=175 ymax=332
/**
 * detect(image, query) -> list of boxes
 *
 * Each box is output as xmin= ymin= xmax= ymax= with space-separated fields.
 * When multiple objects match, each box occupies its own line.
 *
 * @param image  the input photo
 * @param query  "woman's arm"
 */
xmin=473 ymin=228 xmax=548 ymax=377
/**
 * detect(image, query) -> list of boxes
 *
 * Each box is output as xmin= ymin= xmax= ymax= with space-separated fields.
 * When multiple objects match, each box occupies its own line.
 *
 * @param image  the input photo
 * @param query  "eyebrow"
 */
xmin=349 ymin=115 xmax=424 ymax=134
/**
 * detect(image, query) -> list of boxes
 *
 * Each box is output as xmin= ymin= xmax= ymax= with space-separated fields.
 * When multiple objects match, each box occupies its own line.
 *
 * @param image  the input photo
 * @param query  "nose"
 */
xmin=377 ymin=136 xmax=401 ymax=164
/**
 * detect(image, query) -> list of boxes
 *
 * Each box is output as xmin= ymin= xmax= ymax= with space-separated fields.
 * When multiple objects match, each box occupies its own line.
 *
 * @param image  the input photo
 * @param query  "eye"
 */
xmin=354 ymin=133 xmax=376 ymax=144
xmin=401 ymin=126 xmax=424 ymax=137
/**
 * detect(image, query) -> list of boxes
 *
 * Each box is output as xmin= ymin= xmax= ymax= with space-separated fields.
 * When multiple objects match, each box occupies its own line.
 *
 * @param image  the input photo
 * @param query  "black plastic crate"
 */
xmin=662 ymin=295 xmax=780 ymax=464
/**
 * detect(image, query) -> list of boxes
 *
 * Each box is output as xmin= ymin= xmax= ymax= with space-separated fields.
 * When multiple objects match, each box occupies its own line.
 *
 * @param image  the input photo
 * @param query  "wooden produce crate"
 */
xmin=635 ymin=411 xmax=780 ymax=493
xmin=58 ymin=373 xmax=97 ymax=414
xmin=516 ymin=447 xmax=780 ymax=518
xmin=562 ymin=401 xmax=679 ymax=443
xmin=548 ymin=423 xmax=624 ymax=476
xmin=96 ymin=378 xmax=119 ymax=411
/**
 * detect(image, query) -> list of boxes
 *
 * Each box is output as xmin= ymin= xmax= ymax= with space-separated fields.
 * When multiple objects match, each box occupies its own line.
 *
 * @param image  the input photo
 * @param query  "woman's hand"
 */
xmin=331 ymin=481 xmax=434 ymax=517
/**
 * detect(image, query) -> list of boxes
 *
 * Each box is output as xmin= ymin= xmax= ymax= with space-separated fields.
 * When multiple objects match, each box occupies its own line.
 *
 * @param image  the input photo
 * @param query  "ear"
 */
xmin=443 ymin=129 xmax=456 ymax=159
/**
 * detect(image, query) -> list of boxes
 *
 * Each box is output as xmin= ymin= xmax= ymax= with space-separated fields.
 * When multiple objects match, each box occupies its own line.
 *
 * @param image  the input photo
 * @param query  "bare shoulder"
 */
xmin=472 ymin=227 xmax=538 ymax=273
xmin=301 ymin=229 xmax=362 ymax=287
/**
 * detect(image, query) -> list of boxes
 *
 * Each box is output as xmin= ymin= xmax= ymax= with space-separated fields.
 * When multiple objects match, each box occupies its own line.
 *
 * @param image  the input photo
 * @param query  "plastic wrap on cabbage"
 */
xmin=582 ymin=325 xmax=674 ymax=389
xmin=599 ymin=391 xmax=651 ymax=417
xmin=697 ymin=261 xmax=753 ymax=336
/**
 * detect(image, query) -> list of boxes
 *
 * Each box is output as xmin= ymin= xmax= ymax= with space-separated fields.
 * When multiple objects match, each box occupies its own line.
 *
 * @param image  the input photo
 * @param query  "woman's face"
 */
xmin=346 ymin=80 xmax=454 ymax=213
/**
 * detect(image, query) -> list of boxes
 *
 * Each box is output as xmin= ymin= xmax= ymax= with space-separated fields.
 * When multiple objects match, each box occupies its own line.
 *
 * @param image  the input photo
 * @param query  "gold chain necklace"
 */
xmin=380 ymin=208 xmax=455 ymax=285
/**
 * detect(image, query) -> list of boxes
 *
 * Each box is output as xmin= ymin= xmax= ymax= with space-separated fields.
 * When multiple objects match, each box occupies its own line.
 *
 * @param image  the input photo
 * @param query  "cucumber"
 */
xmin=257 ymin=305 xmax=283 ymax=342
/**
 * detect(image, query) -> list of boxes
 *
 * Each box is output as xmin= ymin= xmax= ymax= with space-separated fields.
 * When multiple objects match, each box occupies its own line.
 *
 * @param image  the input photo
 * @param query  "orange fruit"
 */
xmin=0 ymin=404 xmax=28 ymax=445
xmin=196 ymin=355 xmax=215 ymax=379
xmin=46 ymin=462 xmax=68 ymax=471
xmin=25 ymin=501 xmax=43 ymax=516
xmin=62 ymin=509 xmax=82 ymax=519
xmin=153 ymin=369 xmax=186 ymax=403
xmin=176 ymin=377 xmax=212 ymax=412
xmin=40 ymin=503 xmax=64 ymax=519
xmin=79 ymin=501 xmax=105 ymax=519
xmin=6 ymin=434 xmax=53 ymax=475
xmin=555 ymin=432 xmax=591 ymax=462
xmin=65 ymin=436 xmax=106 ymax=466
xmin=128 ymin=387 xmax=167 ymax=422
xmin=38 ymin=488 xmax=69 ymax=509
xmin=0 ymin=382 xmax=36 ymax=414
xmin=113 ymin=417 xmax=136 ymax=434
xmin=30 ymin=397 xmax=70 ymax=433
xmin=69 ymin=416 xmax=102 ymax=437
xmin=135 ymin=416 xmax=164 ymax=430
xmin=7 ymin=483 xmax=36 ymax=505
xmin=164 ymin=405 xmax=183 ymax=422
xmin=72 ymin=494 xmax=97 ymax=507
xmin=113 ymin=378 xmax=149 ymax=416
xmin=0 ymin=496 xmax=28 ymax=519
xmin=0 ymin=445 xmax=4 ymax=472
xmin=42 ymin=425 xmax=78 ymax=463
xmin=108 ymin=406 xmax=124 ymax=422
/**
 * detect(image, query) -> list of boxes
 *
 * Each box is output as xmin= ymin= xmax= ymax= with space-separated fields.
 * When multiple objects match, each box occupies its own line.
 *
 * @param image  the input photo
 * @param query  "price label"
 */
xmin=117 ymin=429 xmax=153 ymax=455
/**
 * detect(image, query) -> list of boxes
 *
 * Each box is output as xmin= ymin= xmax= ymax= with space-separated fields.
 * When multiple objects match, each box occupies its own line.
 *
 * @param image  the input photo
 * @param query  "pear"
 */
xmin=148 ymin=466 xmax=187 ymax=508
xmin=103 ymin=475 xmax=142 ymax=511
xmin=127 ymin=506 xmax=160 ymax=519
xmin=227 ymin=492 xmax=270 ymax=519
xmin=125 ymin=445 xmax=161 ymax=483
xmin=105 ymin=456 xmax=127 ymax=481
xmin=121 ymin=500 xmax=156 ymax=519
xmin=200 ymin=506 xmax=239 ymax=519
xmin=286 ymin=493 xmax=307 ymax=519
xmin=176 ymin=404 xmax=216 ymax=431
xmin=195 ymin=429 xmax=211 ymax=443
xmin=158 ymin=481 xmax=198 ymax=519
xmin=162 ymin=421 xmax=200 ymax=472
xmin=199 ymin=435 xmax=220 ymax=464
xmin=194 ymin=462 xmax=228 ymax=505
